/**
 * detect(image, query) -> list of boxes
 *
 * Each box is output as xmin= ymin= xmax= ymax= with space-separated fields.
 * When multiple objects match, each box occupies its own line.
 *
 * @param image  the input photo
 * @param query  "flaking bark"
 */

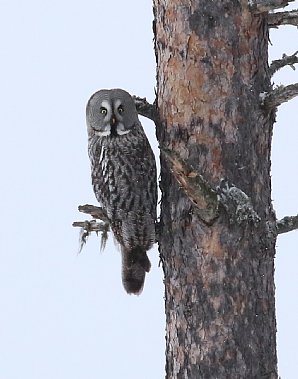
xmin=153 ymin=1 xmax=277 ymax=378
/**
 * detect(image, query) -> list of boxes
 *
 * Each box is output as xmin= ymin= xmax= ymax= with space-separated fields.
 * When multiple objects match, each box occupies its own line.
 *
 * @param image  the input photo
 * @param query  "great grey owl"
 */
xmin=86 ymin=89 xmax=157 ymax=295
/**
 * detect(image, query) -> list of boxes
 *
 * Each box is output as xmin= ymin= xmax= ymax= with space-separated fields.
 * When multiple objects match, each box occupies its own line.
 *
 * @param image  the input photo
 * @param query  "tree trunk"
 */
xmin=153 ymin=1 xmax=277 ymax=378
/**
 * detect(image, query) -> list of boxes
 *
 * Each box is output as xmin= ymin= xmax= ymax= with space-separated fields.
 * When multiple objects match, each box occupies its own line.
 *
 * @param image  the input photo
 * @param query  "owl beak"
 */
xmin=110 ymin=115 xmax=117 ymax=126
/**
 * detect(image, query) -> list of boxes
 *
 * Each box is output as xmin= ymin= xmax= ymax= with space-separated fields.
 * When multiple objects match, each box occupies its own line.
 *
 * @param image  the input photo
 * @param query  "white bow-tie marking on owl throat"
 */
xmin=94 ymin=99 xmax=131 ymax=137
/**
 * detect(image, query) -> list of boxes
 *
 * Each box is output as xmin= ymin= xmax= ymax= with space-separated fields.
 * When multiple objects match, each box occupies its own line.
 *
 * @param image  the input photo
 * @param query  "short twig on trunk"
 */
xmin=261 ymin=83 xmax=298 ymax=109
xmin=133 ymin=96 xmax=157 ymax=122
xmin=250 ymin=0 xmax=295 ymax=14
xmin=268 ymin=9 xmax=298 ymax=27
xmin=269 ymin=51 xmax=298 ymax=77
xmin=277 ymin=214 xmax=298 ymax=234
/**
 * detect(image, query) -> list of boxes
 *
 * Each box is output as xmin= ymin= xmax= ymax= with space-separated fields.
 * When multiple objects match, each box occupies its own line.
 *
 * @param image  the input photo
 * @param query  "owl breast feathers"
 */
xmin=86 ymin=88 xmax=157 ymax=295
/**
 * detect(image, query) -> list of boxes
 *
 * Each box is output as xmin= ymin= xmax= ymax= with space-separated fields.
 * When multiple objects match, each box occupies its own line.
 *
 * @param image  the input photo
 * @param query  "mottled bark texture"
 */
xmin=153 ymin=1 xmax=277 ymax=378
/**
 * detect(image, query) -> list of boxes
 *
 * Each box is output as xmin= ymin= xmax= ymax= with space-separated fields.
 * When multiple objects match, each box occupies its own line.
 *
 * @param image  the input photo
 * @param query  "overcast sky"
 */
xmin=0 ymin=1 xmax=297 ymax=378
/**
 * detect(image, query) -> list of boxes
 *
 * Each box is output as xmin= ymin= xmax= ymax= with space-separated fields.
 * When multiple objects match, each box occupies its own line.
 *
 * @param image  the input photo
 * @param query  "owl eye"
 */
xmin=118 ymin=105 xmax=124 ymax=114
xmin=100 ymin=107 xmax=107 ymax=115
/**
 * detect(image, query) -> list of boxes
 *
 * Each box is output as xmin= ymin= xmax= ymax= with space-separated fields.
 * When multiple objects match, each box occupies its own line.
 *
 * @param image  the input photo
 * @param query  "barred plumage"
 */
xmin=86 ymin=89 xmax=157 ymax=294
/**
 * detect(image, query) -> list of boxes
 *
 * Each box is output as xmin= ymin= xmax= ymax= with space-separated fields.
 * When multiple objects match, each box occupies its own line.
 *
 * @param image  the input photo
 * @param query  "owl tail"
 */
xmin=121 ymin=246 xmax=151 ymax=295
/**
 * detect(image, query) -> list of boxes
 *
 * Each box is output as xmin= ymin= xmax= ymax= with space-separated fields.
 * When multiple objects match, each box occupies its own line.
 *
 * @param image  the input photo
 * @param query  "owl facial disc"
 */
xmin=87 ymin=89 xmax=138 ymax=137
xmin=93 ymin=99 xmax=131 ymax=137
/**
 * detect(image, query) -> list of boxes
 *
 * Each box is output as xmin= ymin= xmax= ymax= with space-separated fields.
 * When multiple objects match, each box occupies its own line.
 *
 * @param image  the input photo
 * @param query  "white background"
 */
xmin=0 ymin=1 xmax=297 ymax=378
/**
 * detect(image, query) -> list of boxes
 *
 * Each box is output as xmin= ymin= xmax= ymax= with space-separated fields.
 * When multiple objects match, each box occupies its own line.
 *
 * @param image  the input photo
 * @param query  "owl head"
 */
xmin=86 ymin=89 xmax=139 ymax=137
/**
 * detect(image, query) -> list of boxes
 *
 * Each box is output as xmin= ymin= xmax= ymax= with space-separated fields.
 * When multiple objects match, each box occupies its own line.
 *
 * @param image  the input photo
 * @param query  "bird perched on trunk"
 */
xmin=86 ymin=89 xmax=157 ymax=294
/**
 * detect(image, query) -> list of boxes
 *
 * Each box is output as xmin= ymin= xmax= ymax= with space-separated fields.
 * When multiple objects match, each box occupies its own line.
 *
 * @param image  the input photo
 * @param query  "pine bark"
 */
xmin=153 ymin=1 xmax=277 ymax=378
